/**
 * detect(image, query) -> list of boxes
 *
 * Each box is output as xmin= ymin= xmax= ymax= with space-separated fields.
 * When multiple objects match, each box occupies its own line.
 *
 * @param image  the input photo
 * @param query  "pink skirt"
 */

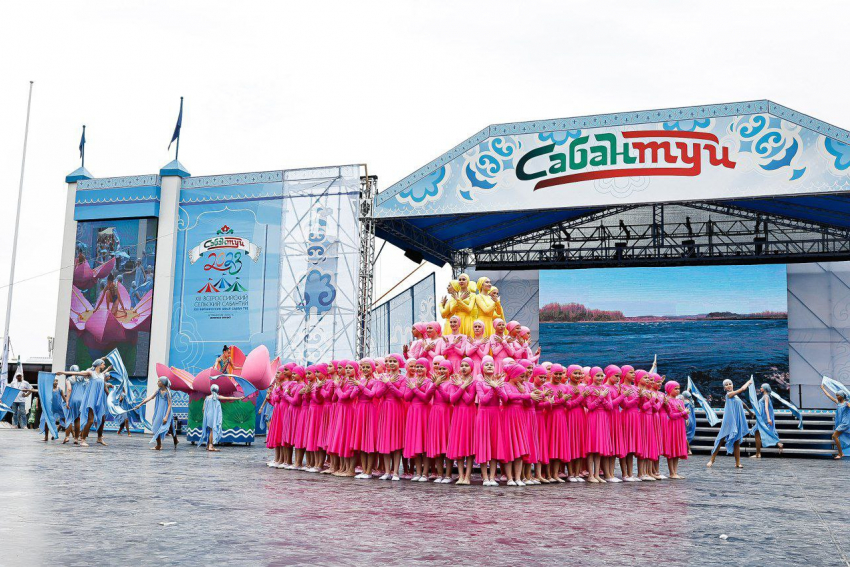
xmin=266 ymin=403 xmax=285 ymax=449
xmin=403 ymin=403 xmax=429 ymax=458
xmin=533 ymin=409 xmax=549 ymax=464
xmin=585 ymin=409 xmax=613 ymax=455
xmin=318 ymin=403 xmax=334 ymax=450
xmin=498 ymin=405 xmax=529 ymax=462
xmin=609 ymin=409 xmax=626 ymax=458
xmin=620 ymin=408 xmax=641 ymax=456
xmin=328 ymin=402 xmax=355 ymax=458
xmin=664 ymin=418 xmax=689 ymax=459
xmin=376 ymin=398 xmax=405 ymax=454
xmin=293 ymin=404 xmax=310 ymax=449
xmin=548 ymin=407 xmax=570 ymax=462
xmin=566 ymin=406 xmax=587 ymax=460
xmin=654 ymin=412 xmax=666 ymax=456
xmin=426 ymin=403 xmax=452 ymax=458
xmin=446 ymin=404 xmax=475 ymax=460
xmin=474 ymin=406 xmax=501 ymax=463
xmin=280 ymin=402 xmax=295 ymax=447
xmin=351 ymin=400 xmax=377 ymax=453
xmin=304 ymin=403 xmax=324 ymax=452
xmin=639 ymin=411 xmax=659 ymax=460
xmin=523 ymin=407 xmax=540 ymax=464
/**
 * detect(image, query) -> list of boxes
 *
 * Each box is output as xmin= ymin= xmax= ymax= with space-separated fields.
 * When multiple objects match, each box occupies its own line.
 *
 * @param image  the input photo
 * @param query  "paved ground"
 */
xmin=1 ymin=428 xmax=848 ymax=566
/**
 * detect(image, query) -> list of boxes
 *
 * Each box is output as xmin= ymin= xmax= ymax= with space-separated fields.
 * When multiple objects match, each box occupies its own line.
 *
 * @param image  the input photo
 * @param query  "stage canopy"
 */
xmin=372 ymin=101 xmax=850 ymax=270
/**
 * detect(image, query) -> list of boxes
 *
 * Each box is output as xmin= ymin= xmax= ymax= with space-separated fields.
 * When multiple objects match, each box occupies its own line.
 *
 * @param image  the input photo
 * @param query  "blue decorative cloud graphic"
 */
xmin=824 ymin=138 xmax=850 ymax=171
xmin=397 ymin=166 xmax=445 ymax=205
xmin=303 ymin=269 xmax=336 ymax=314
xmin=538 ymin=130 xmax=582 ymax=145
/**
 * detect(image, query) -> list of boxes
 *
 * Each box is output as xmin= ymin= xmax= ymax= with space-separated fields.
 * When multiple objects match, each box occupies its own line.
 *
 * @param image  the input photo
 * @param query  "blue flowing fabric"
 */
xmin=66 ymin=376 xmax=88 ymax=423
xmin=834 ymin=402 xmax=850 ymax=454
xmin=39 ymin=389 xmax=65 ymax=434
xmin=712 ymin=392 xmax=750 ymax=454
xmin=149 ymin=389 xmax=174 ymax=444
xmin=823 ymin=376 xmax=850 ymax=399
xmin=198 ymin=394 xmax=223 ymax=447
xmin=771 ymin=392 xmax=803 ymax=429
xmin=0 ymin=386 xmax=22 ymax=419
xmin=684 ymin=400 xmax=697 ymax=443
xmin=80 ymin=373 xmax=106 ymax=427
xmin=747 ymin=381 xmax=781 ymax=448
xmin=37 ymin=372 xmax=61 ymax=439
xmin=687 ymin=376 xmax=720 ymax=426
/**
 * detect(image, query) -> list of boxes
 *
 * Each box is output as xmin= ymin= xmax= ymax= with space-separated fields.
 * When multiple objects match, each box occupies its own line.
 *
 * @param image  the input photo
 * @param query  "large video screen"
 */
xmin=67 ymin=218 xmax=157 ymax=376
xmin=539 ymin=265 xmax=788 ymax=403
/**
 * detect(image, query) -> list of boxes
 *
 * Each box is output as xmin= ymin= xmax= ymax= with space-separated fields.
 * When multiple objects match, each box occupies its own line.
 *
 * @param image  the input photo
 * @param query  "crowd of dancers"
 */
xmin=261 ymin=316 xmax=690 ymax=485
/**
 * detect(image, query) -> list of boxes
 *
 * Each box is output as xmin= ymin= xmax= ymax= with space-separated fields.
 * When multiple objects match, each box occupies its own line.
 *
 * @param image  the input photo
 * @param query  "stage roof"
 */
xmin=373 ymin=100 xmax=850 ymax=266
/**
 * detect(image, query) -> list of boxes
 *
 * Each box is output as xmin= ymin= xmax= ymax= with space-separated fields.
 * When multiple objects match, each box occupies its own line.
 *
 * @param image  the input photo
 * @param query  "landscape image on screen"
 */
xmin=67 ymin=218 xmax=157 ymax=376
xmin=539 ymin=265 xmax=788 ymax=403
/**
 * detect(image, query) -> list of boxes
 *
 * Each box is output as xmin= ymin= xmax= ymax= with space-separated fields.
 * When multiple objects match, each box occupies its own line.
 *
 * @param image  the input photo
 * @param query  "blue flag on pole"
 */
xmin=37 ymin=372 xmax=59 ymax=440
xmin=79 ymin=125 xmax=86 ymax=160
xmin=168 ymin=97 xmax=183 ymax=150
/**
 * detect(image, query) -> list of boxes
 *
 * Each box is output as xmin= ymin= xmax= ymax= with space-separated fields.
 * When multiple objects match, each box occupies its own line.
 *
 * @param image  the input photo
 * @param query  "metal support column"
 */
xmin=356 ymin=171 xmax=377 ymax=358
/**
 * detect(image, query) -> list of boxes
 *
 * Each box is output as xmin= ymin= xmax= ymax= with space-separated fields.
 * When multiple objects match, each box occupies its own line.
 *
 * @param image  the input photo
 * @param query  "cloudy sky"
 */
xmin=0 ymin=0 xmax=847 ymax=358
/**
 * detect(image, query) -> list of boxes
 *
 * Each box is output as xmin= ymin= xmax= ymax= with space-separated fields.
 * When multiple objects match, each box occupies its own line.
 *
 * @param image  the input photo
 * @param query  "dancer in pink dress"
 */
xmin=282 ymin=365 xmax=307 ymax=469
xmin=375 ymin=354 xmax=406 ymax=480
xmin=545 ymin=364 xmax=569 ymax=482
xmin=277 ymin=364 xmax=296 ymax=467
xmin=663 ymin=380 xmax=689 ymax=479
xmin=447 ymin=357 xmax=476 ymax=485
xmin=321 ymin=362 xmax=342 ymax=475
xmin=465 ymin=320 xmax=489 ymax=374
xmin=601 ymin=365 xmax=625 ymax=483
xmin=352 ymin=359 xmax=379 ymax=479
xmin=565 ymin=364 xmax=589 ymax=482
xmin=303 ymin=365 xmax=326 ymax=472
xmin=618 ymin=365 xmax=642 ymax=481
xmin=440 ymin=316 xmax=467 ymax=372
xmin=265 ymin=367 xmax=286 ymax=467
xmin=426 ymin=360 xmax=454 ymax=483
xmin=528 ymin=365 xmax=551 ymax=483
xmin=403 ymin=358 xmax=432 ymax=481
xmin=329 ymin=361 xmax=359 ymax=477
xmin=489 ymin=319 xmax=514 ymax=372
xmin=637 ymin=370 xmax=660 ymax=480
xmin=474 ymin=356 xmax=504 ymax=486
xmin=499 ymin=363 xmax=535 ymax=486
xmin=422 ymin=322 xmax=442 ymax=364
xmin=584 ymin=367 xmax=613 ymax=483
xmin=650 ymin=373 xmax=667 ymax=479
xmin=407 ymin=323 xmax=428 ymax=360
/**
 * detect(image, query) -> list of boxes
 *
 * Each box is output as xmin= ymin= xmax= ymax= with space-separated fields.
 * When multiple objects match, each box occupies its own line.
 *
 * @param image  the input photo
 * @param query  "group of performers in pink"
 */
xmin=262 ymin=315 xmax=689 ymax=486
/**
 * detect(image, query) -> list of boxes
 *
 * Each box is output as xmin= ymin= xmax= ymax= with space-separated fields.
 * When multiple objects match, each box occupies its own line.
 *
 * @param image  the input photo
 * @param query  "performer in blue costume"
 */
xmin=198 ymin=384 xmax=244 ymax=452
xmin=821 ymin=383 xmax=850 ymax=460
xmin=39 ymin=376 xmax=65 ymax=442
xmin=134 ymin=377 xmax=179 ymax=450
xmin=59 ymin=365 xmax=86 ymax=445
xmin=750 ymin=383 xmax=783 ymax=458
xmin=681 ymin=391 xmax=696 ymax=452
xmin=707 ymin=377 xmax=752 ymax=469
xmin=57 ymin=359 xmax=111 ymax=447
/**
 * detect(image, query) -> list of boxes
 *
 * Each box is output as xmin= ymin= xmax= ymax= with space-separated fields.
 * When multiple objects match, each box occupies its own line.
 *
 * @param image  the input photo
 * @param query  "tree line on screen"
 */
xmin=539 ymin=302 xmax=787 ymax=323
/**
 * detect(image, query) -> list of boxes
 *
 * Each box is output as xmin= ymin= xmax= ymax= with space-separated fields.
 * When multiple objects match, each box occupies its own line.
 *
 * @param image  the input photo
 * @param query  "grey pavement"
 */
xmin=0 ymin=429 xmax=848 ymax=566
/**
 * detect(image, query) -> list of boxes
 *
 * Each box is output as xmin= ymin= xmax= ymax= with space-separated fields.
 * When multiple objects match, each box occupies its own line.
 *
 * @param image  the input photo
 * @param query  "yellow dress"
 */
xmin=440 ymin=281 xmax=461 ymax=335
xmin=454 ymin=280 xmax=477 ymax=338
xmin=474 ymin=293 xmax=498 ymax=337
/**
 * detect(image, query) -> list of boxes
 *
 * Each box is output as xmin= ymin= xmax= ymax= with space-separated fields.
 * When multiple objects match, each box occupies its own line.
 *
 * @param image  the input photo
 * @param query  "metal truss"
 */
xmin=471 ymin=201 xmax=850 ymax=270
xmin=356 ymin=174 xmax=377 ymax=358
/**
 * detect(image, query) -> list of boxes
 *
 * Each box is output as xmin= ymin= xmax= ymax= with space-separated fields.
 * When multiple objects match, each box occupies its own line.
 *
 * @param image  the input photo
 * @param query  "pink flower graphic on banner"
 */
xmin=69 ymin=283 xmax=153 ymax=350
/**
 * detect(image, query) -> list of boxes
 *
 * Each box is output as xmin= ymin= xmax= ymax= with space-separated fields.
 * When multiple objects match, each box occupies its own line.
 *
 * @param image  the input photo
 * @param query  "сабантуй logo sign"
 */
xmin=516 ymin=130 xmax=736 ymax=190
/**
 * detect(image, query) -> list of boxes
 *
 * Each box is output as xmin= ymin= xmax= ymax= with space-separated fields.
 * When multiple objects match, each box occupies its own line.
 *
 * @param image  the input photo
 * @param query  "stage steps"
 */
xmin=690 ymin=409 xmax=839 ymax=458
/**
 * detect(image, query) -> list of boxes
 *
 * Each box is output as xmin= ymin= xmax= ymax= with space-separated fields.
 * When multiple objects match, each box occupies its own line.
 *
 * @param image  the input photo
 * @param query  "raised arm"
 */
xmin=821 ymin=384 xmax=839 ymax=404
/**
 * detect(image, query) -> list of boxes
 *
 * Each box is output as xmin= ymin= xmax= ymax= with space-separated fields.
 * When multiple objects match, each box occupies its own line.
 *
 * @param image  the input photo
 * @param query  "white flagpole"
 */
xmin=1 ymin=81 xmax=34 ymax=395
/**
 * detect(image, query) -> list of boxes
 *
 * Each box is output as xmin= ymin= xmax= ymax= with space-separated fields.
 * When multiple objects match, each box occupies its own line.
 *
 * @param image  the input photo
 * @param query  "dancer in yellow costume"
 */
xmin=440 ymin=274 xmax=477 ymax=337
xmin=439 ymin=281 xmax=460 ymax=335
xmin=473 ymin=277 xmax=499 ymax=337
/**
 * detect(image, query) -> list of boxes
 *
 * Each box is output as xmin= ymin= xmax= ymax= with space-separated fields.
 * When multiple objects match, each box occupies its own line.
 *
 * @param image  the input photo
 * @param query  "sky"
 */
xmin=540 ymin=265 xmax=788 ymax=316
xmin=0 ymin=1 xmax=848 ymax=358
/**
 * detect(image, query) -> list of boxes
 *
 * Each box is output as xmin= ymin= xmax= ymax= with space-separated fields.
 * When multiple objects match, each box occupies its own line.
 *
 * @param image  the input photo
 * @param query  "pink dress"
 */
xmin=474 ymin=379 xmax=502 ymax=463
xmin=283 ymin=383 xmax=304 ymax=448
xmin=489 ymin=336 xmax=514 ymax=373
xmin=545 ymin=382 xmax=570 ymax=462
xmin=328 ymin=382 xmax=357 ymax=458
xmin=408 ymin=339 xmax=426 ymax=360
xmin=605 ymin=384 xmax=627 ymax=458
xmin=294 ymin=387 xmax=311 ymax=450
xmin=619 ymin=384 xmax=642 ymax=456
xmin=585 ymin=386 xmax=614 ymax=454
xmin=402 ymin=378 xmax=432 ymax=458
xmin=664 ymin=398 xmax=690 ymax=459
xmin=498 ymin=383 xmax=530 ymax=462
xmin=464 ymin=339 xmax=489 ymax=375
xmin=565 ymin=383 xmax=587 ymax=460
xmin=652 ymin=393 xmax=665 ymax=457
xmin=279 ymin=381 xmax=294 ymax=447
xmin=351 ymin=379 xmax=377 ymax=453
xmin=524 ymin=394 xmax=549 ymax=464
xmin=440 ymin=335 xmax=467 ymax=372
xmin=265 ymin=387 xmax=284 ymax=449
xmin=446 ymin=382 xmax=476 ymax=460
xmin=304 ymin=384 xmax=325 ymax=452
xmin=638 ymin=392 xmax=659 ymax=460
xmin=318 ymin=381 xmax=336 ymax=449
xmin=374 ymin=376 xmax=406 ymax=454
xmin=426 ymin=381 xmax=452 ymax=458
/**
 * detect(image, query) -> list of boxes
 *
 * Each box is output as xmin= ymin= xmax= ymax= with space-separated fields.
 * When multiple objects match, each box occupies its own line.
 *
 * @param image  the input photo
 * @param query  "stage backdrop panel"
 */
xmin=67 ymin=217 xmax=157 ymax=377
xmin=169 ymin=179 xmax=282 ymax=373
xmin=370 ymin=274 xmax=436 ymax=357
xmin=276 ymin=166 xmax=362 ymax=364
xmin=468 ymin=269 xmax=539 ymax=350
xmin=787 ymin=262 xmax=850 ymax=409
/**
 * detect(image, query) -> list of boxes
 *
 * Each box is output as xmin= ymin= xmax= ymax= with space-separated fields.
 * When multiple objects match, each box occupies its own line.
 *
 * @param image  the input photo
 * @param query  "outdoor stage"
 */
xmin=2 ymin=430 xmax=848 ymax=566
